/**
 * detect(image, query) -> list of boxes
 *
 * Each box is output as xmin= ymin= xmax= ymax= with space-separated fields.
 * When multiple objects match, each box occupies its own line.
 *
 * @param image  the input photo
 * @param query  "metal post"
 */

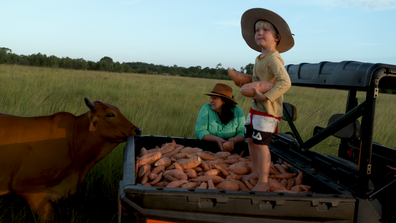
xmin=358 ymin=84 xmax=377 ymax=195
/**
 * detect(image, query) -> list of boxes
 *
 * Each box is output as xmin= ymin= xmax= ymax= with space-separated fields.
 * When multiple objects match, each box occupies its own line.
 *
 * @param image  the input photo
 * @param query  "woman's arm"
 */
xmin=203 ymin=134 xmax=227 ymax=151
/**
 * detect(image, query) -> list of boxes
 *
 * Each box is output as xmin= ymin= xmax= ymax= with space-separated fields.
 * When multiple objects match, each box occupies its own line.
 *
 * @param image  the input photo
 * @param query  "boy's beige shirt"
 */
xmin=251 ymin=50 xmax=291 ymax=118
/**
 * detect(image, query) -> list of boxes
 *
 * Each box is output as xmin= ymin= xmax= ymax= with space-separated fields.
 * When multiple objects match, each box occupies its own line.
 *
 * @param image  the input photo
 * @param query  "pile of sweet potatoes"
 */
xmin=135 ymin=139 xmax=312 ymax=193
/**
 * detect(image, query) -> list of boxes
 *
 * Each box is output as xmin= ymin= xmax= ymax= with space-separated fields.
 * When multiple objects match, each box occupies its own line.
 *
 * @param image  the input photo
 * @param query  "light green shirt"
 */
xmin=195 ymin=104 xmax=245 ymax=140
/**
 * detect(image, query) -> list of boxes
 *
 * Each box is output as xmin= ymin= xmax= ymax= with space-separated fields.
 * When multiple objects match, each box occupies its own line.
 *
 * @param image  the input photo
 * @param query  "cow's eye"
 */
xmin=106 ymin=113 xmax=115 ymax=118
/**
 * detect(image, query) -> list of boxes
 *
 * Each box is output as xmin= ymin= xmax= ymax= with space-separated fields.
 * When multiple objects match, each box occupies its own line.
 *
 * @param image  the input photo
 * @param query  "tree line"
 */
xmin=0 ymin=47 xmax=254 ymax=80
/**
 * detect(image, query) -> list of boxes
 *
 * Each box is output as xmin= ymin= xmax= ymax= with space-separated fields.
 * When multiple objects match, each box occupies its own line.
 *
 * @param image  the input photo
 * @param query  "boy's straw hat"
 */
xmin=204 ymin=83 xmax=237 ymax=104
xmin=241 ymin=8 xmax=294 ymax=53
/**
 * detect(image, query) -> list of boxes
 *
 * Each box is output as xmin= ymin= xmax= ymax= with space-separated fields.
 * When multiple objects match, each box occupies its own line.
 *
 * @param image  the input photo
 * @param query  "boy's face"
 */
xmin=254 ymin=22 xmax=280 ymax=51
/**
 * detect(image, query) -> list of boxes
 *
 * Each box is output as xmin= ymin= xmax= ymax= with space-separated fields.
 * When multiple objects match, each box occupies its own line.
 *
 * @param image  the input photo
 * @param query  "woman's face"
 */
xmin=209 ymin=96 xmax=225 ymax=113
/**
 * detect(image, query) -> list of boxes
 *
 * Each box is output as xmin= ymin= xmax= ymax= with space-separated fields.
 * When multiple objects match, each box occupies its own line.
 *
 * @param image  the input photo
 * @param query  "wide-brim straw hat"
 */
xmin=204 ymin=83 xmax=237 ymax=104
xmin=241 ymin=8 xmax=294 ymax=53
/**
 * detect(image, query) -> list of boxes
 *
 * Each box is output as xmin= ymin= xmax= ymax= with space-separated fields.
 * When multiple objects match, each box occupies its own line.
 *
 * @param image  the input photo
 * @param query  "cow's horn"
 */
xmin=84 ymin=97 xmax=95 ymax=109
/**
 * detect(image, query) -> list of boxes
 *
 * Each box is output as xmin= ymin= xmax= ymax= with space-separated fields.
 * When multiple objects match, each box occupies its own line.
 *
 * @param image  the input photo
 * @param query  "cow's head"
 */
xmin=84 ymin=97 xmax=141 ymax=143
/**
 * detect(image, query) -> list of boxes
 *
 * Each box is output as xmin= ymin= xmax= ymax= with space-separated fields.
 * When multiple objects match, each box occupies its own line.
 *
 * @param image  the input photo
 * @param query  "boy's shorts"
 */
xmin=245 ymin=108 xmax=281 ymax=145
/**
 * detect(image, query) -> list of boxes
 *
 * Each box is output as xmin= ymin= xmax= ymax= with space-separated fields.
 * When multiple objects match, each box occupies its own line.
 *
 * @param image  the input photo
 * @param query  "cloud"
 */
xmin=320 ymin=0 xmax=396 ymax=11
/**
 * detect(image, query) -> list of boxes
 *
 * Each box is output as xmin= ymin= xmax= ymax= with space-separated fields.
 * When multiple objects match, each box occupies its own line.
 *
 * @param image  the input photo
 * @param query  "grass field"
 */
xmin=1 ymin=64 xmax=395 ymax=222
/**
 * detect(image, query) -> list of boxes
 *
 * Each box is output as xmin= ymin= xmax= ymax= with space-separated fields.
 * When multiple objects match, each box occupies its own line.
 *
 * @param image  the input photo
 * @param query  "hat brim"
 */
xmin=204 ymin=93 xmax=237 ymax=104
xmin=241 ymin=8 xmax=294 ymax=53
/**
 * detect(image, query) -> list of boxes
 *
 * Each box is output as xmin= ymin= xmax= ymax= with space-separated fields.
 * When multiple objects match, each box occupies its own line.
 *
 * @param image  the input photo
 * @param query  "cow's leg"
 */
xmin=19 ymin=192 xmax=53 ymax=222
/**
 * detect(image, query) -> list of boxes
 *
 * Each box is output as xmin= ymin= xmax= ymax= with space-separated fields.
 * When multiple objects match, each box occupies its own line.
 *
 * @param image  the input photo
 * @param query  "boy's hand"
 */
xmin=252 ymin=86 xmax=268 ymax=102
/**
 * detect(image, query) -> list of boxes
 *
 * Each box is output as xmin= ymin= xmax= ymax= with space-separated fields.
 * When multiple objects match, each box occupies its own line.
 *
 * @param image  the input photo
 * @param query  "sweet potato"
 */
xmin=148 ymin=173 xmax=158 ymax=181
xmin=166 ymin=180 xmax=189 ymax=188
xmin=300 ymin=185 xmax=311 ymax=192
xmin=271 ymin=173 xmax=296 ymax=179
xmin=200 ymin=160 xmax=210 ymax=171
xmin=163 ymin=169 xmax=188 ymax=181
xmin=198 ymin=182 xmax=208 ymax=189
xmin=154 ymin=157 xmax=172 ymax=167
xmin=150 ymin=172 xmax=163 ymax=185
xmin=290 ymin=185 xmax=301 ymax=193
xmin=147 ymin=146 xmax=160 ymax=154
xmin=163 ymin=145 xmax=184 ymax=157
xmin=140 ymin=147 xmax=148 ymax=156
xmin=227 ymin=68 xmax=253 ymax=87
xmin=249 ymin=178 xmax=257 ymax=186
xmin=214 ymin=164 xmax=229 ymax=176
xmin=286 ymin=178 xmax=295 ymax=190
xmin=281 ymin=164 xmax=289 ymax=171
xmin=152 ymin=165 xmax=165 ymax=174
xmin=184 ymin=169 xmax=197 ymax=178
xmin=158 ymin=140 xmax=177 ymax=154
xmin=137 ymin=152 xmax=162 ymax=167
xmin=194 ymin=167 xmax=203 ymax=172
xmin=174 ymin=162 xmax=183 ymax=171
xmin=165 ymin=163 xmax=175 ymax=170
xmin=140 ymin=170 xmax=151 ymax=184
xmin=222 ymin=142 xmax=233 ymax=151
xmin=223 ymin=158 xmax=239 ymax=164
xmin=226 ymin=174 xmax=242 ymax=181
xmin=154 ymin=181 xmax=168 ymax=187
xmin=244 ymin=180 xmax=254 ymax=190
xmin=295 ymin=171 xmax=303 ymax=185
xmin=227 ymin=155 xmax=241 ymax=160
xmin=269 ymin=178 xmax=286 ymax=192
xmin=233 ymin=180 xmax=250 ymax=191
xmin=204 ymin=169 xmax=220 ymax=176
xmin=240 ymin=81 xmax=274 ymax=97
xmin=280 ymin=179 xmax=288 ymax=188
xmin=208 ymin=179 xmax=216 ymax=189
xmin=215 ymin=151 xmax=231 ymax=159
xmin=274 ymin=164 xmax=288 ymax=174
xmin=142 ymin=183 xmax=152 ymax=187
xmin=270 ymin=166 xmax=281 ymax=175
xmin=138 ymin=164 xmax=151 ymax=178
xmin=172 ymin=153 xmax=189 ymax=160
xmin=229 ymin=161 xmax=250 ymax=175
xmin=196 ymin=152 xmax=218 ymax=161
xmin=164 ymin=175 xmax=179 ymax=182
xmin=216 ymin=180 xmax=239 ymax=191
xmin=190 ymin=175 xmax=224 ymax=184
xmin=180 ymin=147 xmax=202 ymax=154
xmin=181 ymin=182 xmax=197 ymax=189
xmin=177 ymin=156 xmax=202 ymax=169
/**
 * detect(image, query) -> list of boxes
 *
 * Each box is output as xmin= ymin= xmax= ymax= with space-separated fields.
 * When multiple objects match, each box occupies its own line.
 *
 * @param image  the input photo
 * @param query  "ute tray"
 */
xmin=120 ymin=135 xmax=356 ymax=223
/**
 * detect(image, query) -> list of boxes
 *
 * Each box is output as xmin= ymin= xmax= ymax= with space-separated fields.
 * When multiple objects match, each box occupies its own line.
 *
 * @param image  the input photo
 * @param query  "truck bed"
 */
xmin=119 ymin=135 xmax=363 ymax=223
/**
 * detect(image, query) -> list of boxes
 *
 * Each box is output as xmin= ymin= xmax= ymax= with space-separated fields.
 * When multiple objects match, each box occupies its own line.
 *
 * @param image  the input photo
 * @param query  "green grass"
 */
xmin=0 ymin=64 xmax=395 ymax=222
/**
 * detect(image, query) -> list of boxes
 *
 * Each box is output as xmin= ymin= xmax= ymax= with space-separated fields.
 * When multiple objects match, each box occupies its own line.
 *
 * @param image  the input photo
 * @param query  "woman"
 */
xmin=195 ymin=83 xmax=245 ymax=152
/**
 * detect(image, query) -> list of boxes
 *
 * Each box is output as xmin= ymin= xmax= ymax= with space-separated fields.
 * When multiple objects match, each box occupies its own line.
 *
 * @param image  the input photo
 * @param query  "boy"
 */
xmin=229 ymin=8 xmax=294 ymax=191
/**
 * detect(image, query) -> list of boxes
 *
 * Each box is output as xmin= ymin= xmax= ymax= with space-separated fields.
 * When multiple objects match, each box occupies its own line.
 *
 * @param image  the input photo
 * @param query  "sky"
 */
xmin=2 ymin=0 xmax=396 ymax=70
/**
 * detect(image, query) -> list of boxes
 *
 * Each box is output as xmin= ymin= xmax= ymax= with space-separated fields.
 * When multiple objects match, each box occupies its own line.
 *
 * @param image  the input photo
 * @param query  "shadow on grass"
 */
xmin=0 ymin=177 xmax=120 ymax=223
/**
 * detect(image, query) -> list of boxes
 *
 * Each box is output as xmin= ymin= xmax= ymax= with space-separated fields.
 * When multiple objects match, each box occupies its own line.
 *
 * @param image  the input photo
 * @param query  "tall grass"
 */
xmin=1 ymin=64 xmax=395 ymax=222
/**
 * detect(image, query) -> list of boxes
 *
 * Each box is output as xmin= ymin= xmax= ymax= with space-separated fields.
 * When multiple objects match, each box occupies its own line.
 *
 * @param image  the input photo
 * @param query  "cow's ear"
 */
xmin=89 ymin=116 xmax=99 ymax=132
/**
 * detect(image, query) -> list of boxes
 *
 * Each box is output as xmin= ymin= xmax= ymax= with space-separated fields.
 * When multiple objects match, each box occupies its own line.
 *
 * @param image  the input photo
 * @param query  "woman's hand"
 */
xmin=216 ymin=138 xmax=227 ymax=151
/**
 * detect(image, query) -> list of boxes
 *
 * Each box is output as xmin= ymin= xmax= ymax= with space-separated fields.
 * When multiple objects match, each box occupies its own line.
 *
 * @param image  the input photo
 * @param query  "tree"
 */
xmin=100 ymin=56 xmax=113 ymax=64
xmin=0 ymin=47 xmax=12 ymax=53
xmin=245 ymin=63 xmax=254 ymax=75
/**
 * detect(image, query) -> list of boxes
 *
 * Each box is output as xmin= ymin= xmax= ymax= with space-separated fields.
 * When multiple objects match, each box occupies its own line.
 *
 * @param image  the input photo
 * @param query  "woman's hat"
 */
xmin=204 ymin=83 xmax=237 ymax=104
xmin=241 ymin=8 xmax=294 ymax=53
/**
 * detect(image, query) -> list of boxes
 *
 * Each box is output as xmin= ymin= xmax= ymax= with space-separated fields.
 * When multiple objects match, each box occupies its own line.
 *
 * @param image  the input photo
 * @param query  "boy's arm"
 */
xmin=227 ymin=68 xmax=252 ymax=87
xmin=263 ymin=60 xmax=291 ymax=102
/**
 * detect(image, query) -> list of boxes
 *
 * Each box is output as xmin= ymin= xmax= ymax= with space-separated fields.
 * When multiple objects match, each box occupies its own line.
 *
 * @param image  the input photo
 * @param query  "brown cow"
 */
xmin=0 ymin=97 xmax=141 ymax=221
